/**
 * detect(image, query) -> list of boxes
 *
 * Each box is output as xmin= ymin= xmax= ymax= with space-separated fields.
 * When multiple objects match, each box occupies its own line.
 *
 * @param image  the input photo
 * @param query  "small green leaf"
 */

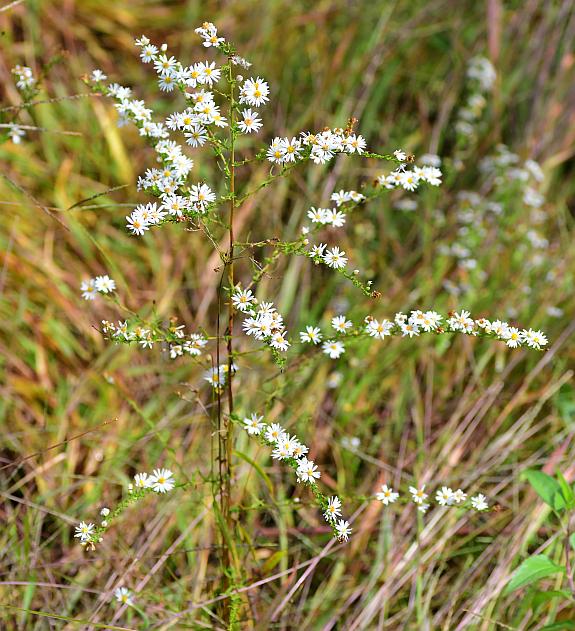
xmin=523 ymin=469 xmax=565 ymax=511
xmin=261 ymin=550 xmax=287 ymax=573
xmin=557 ymin=472 xmax=575 ymax=509
xmin=504 ymin=555 xmax=565 ymax=595
xmin=235 ymin=450 xmax=273 ymax=493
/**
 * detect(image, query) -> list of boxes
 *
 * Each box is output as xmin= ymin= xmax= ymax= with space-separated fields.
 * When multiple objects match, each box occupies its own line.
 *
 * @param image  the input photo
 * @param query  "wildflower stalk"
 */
xmin=225 ymin=59 xmax=236 ymax=523
xmin=415 ymin=510 xmax=425 ymax=625
xmin=217 ymin=57 xmax=240 ymax=614
xmin=71 ymin=27 xmax=551 ymax=625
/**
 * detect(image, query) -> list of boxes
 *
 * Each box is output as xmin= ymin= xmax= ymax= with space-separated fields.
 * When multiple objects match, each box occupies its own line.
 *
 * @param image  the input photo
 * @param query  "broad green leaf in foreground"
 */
xmin=504 ymin=555 xmax=565 ymax=595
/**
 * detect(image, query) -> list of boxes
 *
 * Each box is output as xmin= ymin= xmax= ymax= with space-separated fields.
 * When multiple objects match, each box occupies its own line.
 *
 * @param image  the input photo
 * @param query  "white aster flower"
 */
xmin=322 ymin=340 xmax=345 ymax=359
xmin=300 ymin=326 xmax=323 ymax=344
xmin=153 ymin=54 xmax=178 ymax=77
xmin=400 ymin=322 xmax=420 ymax=338
xmin=74 ymin=521 xmax=95 ymax=541
xmin=522 ymin=328 xmax=548 ymax=350
xmin=126 ymin=211 xmax=150 ymax=236
xmin=265 ymin=423 xmax=286 ymax=444
xmin=238 ymin=108 xmax=262 ymax=133
xmin=270 ymin=331 xmax=290 ymax=352
xmin=399 ymin=170 xmax=420 ymax=191
xmin=435 ymin=486 xmax=454 ymax=506
xmin=324 ymin=496 xmax=342 ymax=522
xmin=133 ymin=472 xmax=150 ymax=488
xmin=309 ymin=243 xmax=327 ymax=258
xmin=366 ymin=318 xmax=394 ymax=339
xmin=184 ymin=124 xmax=208 ymax=147
xmin=502 ymin=326 xmax=522 ymax=348
xmin=232 ymin=288 xmax=255 ymax=312
xmin=94 ymin=275 xmax=116 ymax=294
xmin=308 ymin=207 xmax=329 ymax=224
xmin=243 ymin=413 xmax=264 ymax=435
xmin=471 ymin=493 xmax=489 ymax=511
xmin=331 ymin=190 xmax=352 ymax=206
xmin=190 ymin=183 xmax=216 ymax=211
xmin=452 ymin=489 xmax=467 ymax=504
xmin=324 ymin=208 xmax=346 ymax=227
xmin=197 ymin=61 xmax=221 ymax=86
xmin=90 ymin=69 xmax=107 ymax=82
xmin=239 ymin=77 xmax=270 ymax=107
xmin=331 ymin=315 xmax=352 ymax=333
xmin=114 ymin=587 xmax=133 ymax=606
xmin=80 ymin=279 xmax=98 ymax=301
xmin=335 ymin=519 xmax=352 ymax=541
xmin=376 ymin=484 xmax=399 ymax=505
xmin=296 ymin=458 xmax=321 ymax=483
xmin=322 ymin=247 xmax=348 ymax=269
xmin=409 ymin=485 xmax=428 ymax=505
xmin=149 ymin=468 xmax=175 ymax=493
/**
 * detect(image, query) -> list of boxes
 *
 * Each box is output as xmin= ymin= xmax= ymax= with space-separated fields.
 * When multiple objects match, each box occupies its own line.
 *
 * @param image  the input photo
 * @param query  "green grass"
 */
xmin=1 ymin=0 xmax=575 ymax=628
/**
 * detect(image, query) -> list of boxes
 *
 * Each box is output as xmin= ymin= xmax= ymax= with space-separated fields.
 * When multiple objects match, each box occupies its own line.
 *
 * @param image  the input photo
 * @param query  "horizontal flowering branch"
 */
xmin=100 ymin=317 xmax=208 ymax=357
xmin=237 ymin=412 xmax=491 ymax=544
xmin=231 ymin=287 xmax=549 ymax=355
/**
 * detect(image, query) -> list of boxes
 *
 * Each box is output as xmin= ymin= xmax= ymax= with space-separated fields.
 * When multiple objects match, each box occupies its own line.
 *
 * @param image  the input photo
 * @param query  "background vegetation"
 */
xmin=1 ymin=0 xmax=574 ymax=628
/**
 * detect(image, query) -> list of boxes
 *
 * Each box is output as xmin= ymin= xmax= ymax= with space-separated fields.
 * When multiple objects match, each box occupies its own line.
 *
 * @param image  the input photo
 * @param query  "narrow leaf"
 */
xmin=523 ymin=470 xmax=564 ymax=511
xmin=557 ymin=472 xmax=575 ymax=509
xmin=235 ymin=450 xmax=273 ymax=493
xmin=504 ymin=555 xmax=565 ymax=595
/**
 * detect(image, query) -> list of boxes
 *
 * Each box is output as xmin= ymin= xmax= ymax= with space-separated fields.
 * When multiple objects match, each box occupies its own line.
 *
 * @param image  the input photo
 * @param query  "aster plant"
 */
xmin=73 ymin=21 xmax=549 ymax=619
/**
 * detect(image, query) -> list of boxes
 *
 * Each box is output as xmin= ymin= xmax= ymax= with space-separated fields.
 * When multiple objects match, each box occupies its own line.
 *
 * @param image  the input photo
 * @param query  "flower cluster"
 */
xmin=89 ymin=31 xmax=275 ymax=240
xmin=130 ymin=468 xmax=175 ymax=493
xmin=438 ymin=145 xmax=550 ymax=297
xmin=267 ymin=127 xmax=366 ymax=166
xmin=126 ymin=181 xmax=215 ymax=235
xmin=455 ymin=56 xmax=496 ymax=140
xmin=331 ymin=189 xmax=365 ymax=206
xmin=296 ymin=310 xmax=548 ymax=359
xmin=306 ymin=244 xmax=349 ymax=270
xmin=241 ymin=413 xmax=351 ymax=541
xmin=307 ymin=206 xmax=347 ymax=228
xmin=367 ymin=309 xmax=547 ymax=349
xmin=480 ymin=144 xmax=545 ymax=210
xmin=300 ymin=317 xmax=352 ymax=358
xmin=377 ymin=150 xmax=442 ymax=191
xmin=101 ymin=318 xmax=207 ymax=358
xmin=376 ymin=483 xmax=489 ymax=514
xmin=12 ymin=64 xmax=36 ymax=90
xmin=393 ymin=154 xmax=442 ymax=211
xmin=195 ymin=21 xmax=226 ymax=48
xmin=233 ymin=288 xmax=291 ymax=353
xmin=74 ymin=469 xmax=175 ymax=551
xmin=80 ymin=275 xmax=116 ymax=300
